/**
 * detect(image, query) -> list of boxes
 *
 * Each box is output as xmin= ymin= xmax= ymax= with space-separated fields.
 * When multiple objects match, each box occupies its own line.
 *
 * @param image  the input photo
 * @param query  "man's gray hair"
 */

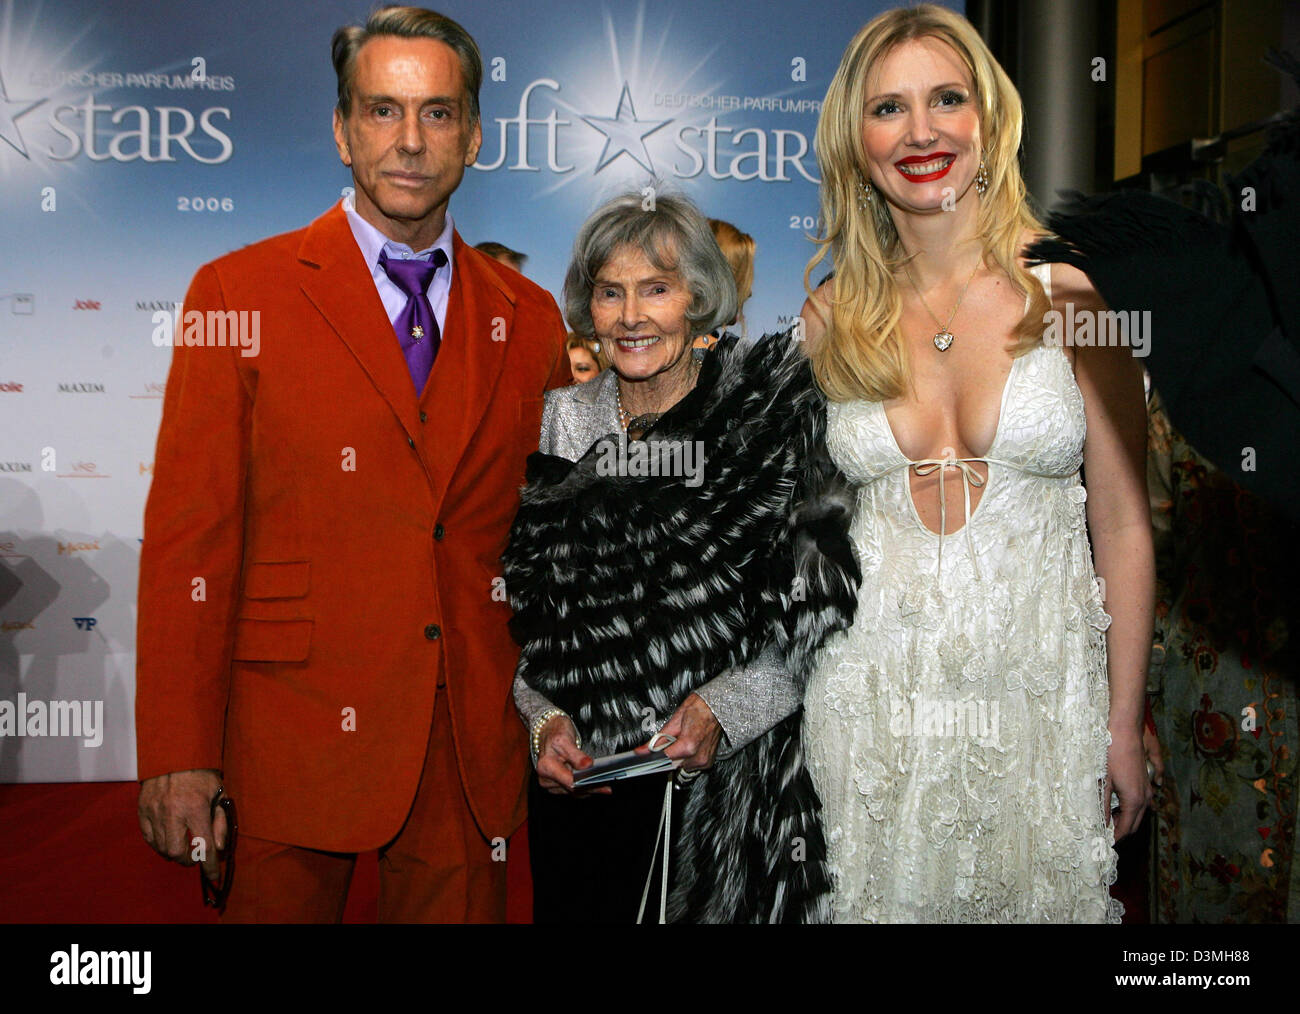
xmin=332 ymin=6 xmax=482 ymax=123
xmin=563 ymin=190 xmax=738 ymax=338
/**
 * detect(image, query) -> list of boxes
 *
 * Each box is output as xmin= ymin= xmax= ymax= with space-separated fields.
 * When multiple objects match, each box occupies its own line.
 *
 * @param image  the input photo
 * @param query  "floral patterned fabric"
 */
xmin=1147 ymin=388 xmax=1299 ymax=923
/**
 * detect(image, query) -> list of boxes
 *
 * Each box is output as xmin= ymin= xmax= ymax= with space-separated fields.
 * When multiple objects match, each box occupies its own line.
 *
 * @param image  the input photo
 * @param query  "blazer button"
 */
xmin=424 ymin=623 xmax=441 ymax=640
xmin=433 ymin=523 xmax=445 ymax=541
xmin=407 ymin=436 xmax=416 ymax=449
xmin=420 ymin=411 xmax=428 ymax=423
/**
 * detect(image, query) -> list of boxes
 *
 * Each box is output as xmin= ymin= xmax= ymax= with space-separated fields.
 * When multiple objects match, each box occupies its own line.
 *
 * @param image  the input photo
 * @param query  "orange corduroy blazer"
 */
xmin=135 ymin=202 xmax=568 ymax=851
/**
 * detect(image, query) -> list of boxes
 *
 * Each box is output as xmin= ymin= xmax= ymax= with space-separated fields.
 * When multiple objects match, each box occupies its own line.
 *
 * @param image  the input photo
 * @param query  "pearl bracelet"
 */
xmin=530 ymin=707 xmax=579 ymax=765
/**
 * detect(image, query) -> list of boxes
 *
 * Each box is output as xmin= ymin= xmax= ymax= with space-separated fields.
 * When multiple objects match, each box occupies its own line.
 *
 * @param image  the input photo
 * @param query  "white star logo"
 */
xmin=0 ymin=67 xmax=45 ymax=159
xmin=581 ymin=83 xmax=670 ymax=174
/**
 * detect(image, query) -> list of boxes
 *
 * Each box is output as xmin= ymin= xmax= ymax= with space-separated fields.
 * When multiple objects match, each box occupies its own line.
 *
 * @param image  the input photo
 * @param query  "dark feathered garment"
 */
xmin=502 ymin=331 xmax=860 ymax=923
xmin=1023 ymin=51 xmax=1300 ymax=522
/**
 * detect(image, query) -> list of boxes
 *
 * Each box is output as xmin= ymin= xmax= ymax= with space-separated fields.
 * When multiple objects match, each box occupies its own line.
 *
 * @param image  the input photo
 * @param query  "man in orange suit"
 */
xmin=135 ymin=6 xmax=568 ymax=922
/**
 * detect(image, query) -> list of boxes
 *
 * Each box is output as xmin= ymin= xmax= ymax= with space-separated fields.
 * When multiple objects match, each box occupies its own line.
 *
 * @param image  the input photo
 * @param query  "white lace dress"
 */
xmin=803 ymin=264 xmax=1122 ymax=923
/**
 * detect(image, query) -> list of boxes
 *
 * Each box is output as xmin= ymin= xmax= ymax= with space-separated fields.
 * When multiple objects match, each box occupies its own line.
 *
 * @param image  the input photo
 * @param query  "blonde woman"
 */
xmin=800 ymin=4 xmax=1154 ymax=922
xmin=708 ymin=218 xmax=755 ymax=338
xmin=565 ymin=332 xmax=604 ymax=384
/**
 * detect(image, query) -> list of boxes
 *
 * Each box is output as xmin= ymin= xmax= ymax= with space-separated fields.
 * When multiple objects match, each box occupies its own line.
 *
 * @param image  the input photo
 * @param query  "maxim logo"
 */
xmin=58 ymin=382 xmax=105 ymax=393
xmin=72 ymin=299 xmax=101 ymax=310
xmin=58 ymin=540 xmax=100 ymax=555
xmin=0 ymin=382 xmax=22 ymax=392
xmin=0 ymin=461 xmax=33 ymax=472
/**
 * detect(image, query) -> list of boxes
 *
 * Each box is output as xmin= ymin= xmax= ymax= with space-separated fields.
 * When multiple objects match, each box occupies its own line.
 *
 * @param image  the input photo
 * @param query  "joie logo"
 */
xmin=58 ymin=540 xmax=100 ymax=555
xmin=0 ymin=382 xmax=22 ymax=392
xmin=73 ymin=299 xmax=102 ymax=310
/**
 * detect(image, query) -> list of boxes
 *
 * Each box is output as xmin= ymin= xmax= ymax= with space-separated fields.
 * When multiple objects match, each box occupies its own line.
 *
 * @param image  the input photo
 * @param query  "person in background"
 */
xmin=565 ymin=332 xmax=604 ymax=384
xmin=695 ymin=218 xmax=755 ymax=350
xmin=475 ymin=240 xmax=527 ymax=274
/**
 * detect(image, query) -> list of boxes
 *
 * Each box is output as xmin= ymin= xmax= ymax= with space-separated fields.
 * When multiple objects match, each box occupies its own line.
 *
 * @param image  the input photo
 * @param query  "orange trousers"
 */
xmin=220 ymin=690 xmax=507 ymax=923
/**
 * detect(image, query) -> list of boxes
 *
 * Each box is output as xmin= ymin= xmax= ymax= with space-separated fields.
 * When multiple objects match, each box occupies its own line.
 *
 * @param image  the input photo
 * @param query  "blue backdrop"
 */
xmin=0 ymin=0 xmax=960 ymax=780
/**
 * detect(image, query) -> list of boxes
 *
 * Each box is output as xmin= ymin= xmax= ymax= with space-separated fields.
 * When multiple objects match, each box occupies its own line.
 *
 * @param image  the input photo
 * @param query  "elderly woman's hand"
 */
xmin=653 ymin=693 xmax=723 ymax=772
xmin=536 ymin=714 xmax=609 ymax=795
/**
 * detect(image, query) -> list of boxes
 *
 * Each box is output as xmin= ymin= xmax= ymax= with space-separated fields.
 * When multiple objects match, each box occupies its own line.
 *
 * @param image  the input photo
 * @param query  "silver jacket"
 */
xmin=512 ymin=367 xmax=800 ymax=759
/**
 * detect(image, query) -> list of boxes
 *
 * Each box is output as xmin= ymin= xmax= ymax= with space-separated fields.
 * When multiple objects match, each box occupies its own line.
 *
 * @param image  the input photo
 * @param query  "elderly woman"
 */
xmin=503 ymin=191 xmax=858 ymax=923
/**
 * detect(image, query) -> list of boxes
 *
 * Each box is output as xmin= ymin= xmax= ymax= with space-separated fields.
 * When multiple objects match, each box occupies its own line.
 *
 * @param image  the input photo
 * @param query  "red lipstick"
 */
xmin=894 ymin=152 xmax=956 ymax=182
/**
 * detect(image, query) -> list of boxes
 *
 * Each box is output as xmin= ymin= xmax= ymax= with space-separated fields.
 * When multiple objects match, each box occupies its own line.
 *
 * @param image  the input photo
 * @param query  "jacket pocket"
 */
xmin=242 ymin=560 xmax=310 ymax=600
xmin=232 ymin=617 xmax=312 ymax=662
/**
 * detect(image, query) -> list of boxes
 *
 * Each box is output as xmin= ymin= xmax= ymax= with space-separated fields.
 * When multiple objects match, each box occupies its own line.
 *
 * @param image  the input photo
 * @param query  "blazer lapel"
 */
xmin=297 ymin=203 xmax=422 ymax=438
xmin=419 ymin=232 xmax=515 ymax=511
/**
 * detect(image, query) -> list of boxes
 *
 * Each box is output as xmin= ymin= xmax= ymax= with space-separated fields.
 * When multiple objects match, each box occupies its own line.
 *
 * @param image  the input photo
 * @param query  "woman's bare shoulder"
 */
xmin=1018 ymin=227 xmax=1102 ymax=309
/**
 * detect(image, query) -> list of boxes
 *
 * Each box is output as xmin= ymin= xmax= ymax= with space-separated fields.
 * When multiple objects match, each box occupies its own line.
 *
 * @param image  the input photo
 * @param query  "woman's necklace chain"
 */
xmin=617 ymin=356 xmax=701 ymax=433
xmin=904 ymin=254 xmax=983 ymax=352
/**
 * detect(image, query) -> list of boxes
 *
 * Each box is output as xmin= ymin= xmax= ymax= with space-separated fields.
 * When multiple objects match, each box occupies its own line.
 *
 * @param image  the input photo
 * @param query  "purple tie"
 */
xmin=379 ymin=247 xmax=447 ymax=393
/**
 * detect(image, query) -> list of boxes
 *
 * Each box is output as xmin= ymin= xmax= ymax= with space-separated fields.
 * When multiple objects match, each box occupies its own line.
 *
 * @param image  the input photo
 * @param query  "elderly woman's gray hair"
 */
xmin=563 ymin=191 xmax=738 ymax=338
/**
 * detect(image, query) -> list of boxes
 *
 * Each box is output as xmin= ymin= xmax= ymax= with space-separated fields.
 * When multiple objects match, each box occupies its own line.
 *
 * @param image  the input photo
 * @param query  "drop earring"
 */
xmin=975 ymin=158 xmax=989 ymax=195
xmin=857 ymin=174 xmax=874 ymax=210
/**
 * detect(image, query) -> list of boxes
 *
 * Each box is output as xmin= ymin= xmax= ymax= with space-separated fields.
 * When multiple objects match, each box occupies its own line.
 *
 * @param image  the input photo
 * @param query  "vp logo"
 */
xmin=73 ymin=617 xmax=97 ymax=631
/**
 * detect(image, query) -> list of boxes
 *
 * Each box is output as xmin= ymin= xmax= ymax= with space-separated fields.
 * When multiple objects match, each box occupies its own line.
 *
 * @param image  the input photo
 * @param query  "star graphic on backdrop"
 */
xmin=582 ymin=83 xmax=671 ymax=174
xmin=0 ymin=67 xmax=45 ymax=159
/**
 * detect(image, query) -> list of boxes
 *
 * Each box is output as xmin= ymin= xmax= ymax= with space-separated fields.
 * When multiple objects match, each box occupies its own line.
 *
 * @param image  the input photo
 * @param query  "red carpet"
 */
xmin=0 ymin=781 xmax=1146 ymax=923
xmin=0 ymin=782 xmax=532 ymax=924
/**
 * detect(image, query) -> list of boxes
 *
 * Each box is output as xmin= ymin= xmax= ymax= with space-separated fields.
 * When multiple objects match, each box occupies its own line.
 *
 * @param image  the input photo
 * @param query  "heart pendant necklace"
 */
xmin=905 ymin=254 xmax=982 ymax=352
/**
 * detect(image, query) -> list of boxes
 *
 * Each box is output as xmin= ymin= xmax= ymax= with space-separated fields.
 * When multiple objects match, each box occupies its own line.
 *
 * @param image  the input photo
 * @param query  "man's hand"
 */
xmin=652 ymin=693 xmax=723 ymax=772
xmin=138 ymin=768 xmax=226 ymax=882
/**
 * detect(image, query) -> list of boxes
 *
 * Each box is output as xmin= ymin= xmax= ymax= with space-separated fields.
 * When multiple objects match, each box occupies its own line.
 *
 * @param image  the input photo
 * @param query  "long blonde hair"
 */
xmin=806 ymin=4 xmax=1049 ymax=403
